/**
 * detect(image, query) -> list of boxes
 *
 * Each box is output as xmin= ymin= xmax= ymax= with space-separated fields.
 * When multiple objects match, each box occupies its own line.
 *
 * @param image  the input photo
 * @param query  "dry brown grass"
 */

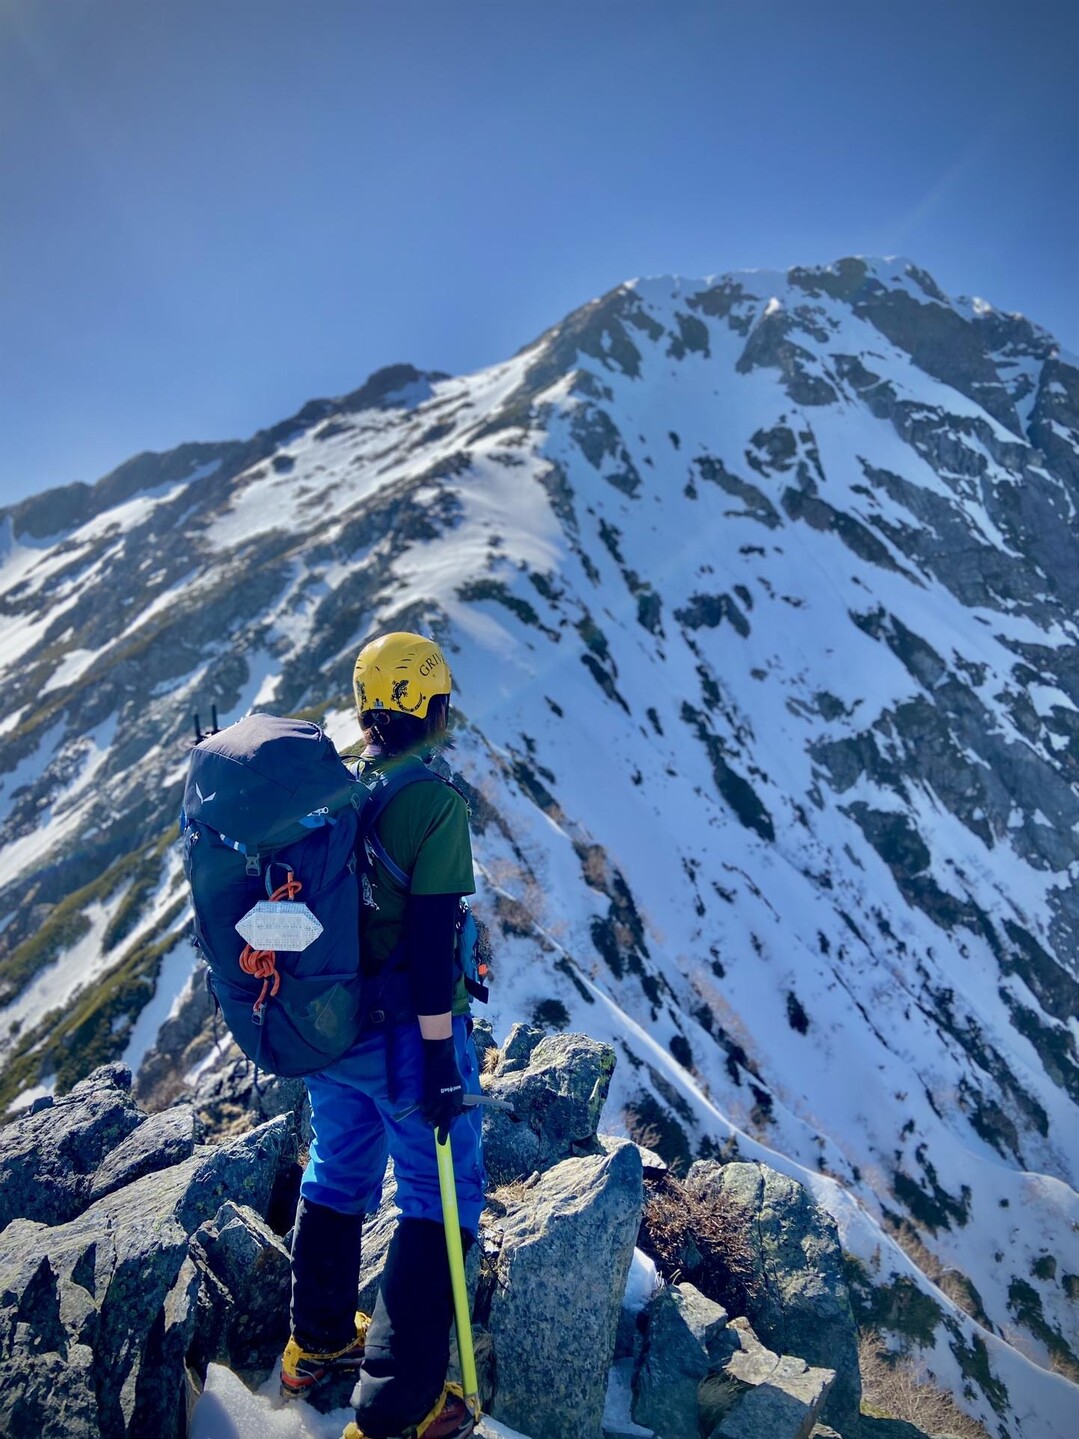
xmin=858 ymin=1331 xmax=991 ymax=1439
xmin=481 ymin=1044 xmax=500 ymax=1076
xmin=488 ymin=1176 xmax=540 ymax=1208
xmin=624 ymin=1117 xmax=665 ymax=1154
xmin=637 ymin=1171 xmax=761 ymax=1319
xmin=697 ymin=1372 xmax=748 ymax=1434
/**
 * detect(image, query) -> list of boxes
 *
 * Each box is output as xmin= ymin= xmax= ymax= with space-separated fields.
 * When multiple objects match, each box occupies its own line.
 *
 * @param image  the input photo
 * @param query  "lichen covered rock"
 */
xmin=481 ymin=1137 xmax=644 ymax=1439
xmin=685 ymin=1161 xmax=860 ymax=1434
xmin=481 ymin=1026 xmax=617 ymax=1185
xmin=0 ymin=1065 xmax=299 ymax=1438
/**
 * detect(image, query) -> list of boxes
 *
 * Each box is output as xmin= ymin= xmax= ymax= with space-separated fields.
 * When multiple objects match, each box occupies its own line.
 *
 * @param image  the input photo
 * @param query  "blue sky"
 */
xmin=1 ymin=0 xmax=1076 ymax=508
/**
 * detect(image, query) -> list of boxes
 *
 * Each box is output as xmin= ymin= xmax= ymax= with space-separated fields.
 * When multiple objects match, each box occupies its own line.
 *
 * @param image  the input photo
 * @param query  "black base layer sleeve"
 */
xmin=404 ymin=891 xmax=460 ymax=1016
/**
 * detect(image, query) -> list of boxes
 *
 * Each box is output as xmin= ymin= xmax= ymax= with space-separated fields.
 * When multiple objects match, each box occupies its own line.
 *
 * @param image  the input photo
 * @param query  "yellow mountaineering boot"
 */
xmin=341 ymin=1381 xmax=479 ymax=1439
xmin=280 ymin=1311 xmax=370 ymax=1399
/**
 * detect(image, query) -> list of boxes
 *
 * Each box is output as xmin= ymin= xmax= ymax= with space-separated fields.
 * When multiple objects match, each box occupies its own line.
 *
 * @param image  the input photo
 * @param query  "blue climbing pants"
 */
xmin=291 ymin=1017 xmax=486 ymax=1434
xmin=299 ymin=1015 xmax=486 ymax=1231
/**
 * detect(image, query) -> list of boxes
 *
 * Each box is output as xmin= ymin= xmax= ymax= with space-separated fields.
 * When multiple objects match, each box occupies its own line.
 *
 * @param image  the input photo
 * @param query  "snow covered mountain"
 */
xmin=1 ymin=257 xmax=1078 ymax=1438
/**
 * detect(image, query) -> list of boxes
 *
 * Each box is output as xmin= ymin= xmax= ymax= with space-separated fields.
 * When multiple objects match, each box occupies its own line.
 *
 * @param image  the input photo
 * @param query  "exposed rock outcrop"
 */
xmin=685 ymin=1161 xmax=861 ymax=1435
xmin=0 ymin=1063 xmax=146 ymax=1229
xmin=0 ymin=1037 xmax=888 ymax=1439
xmin=0 ymin=1064 xmax=297 ymax=1439
xmin=482 ymin=1138 xmax=643 ymax=1439
xmin=631 ymin=1282 xmax=731 ymax=1438
xmin=480 ymin=1023 xmax=618 ymax=1184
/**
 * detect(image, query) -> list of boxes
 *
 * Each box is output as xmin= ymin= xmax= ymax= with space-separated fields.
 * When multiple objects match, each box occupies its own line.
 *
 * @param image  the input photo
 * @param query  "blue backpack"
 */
xmin=182 ymin=715 xmax=366 ymax=1077
xmin=182 ymin=716 xmax=487 ymax=1079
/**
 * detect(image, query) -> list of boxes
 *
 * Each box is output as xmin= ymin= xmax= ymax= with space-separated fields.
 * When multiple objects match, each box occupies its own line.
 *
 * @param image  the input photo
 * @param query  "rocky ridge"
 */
xmin=0 ymin=1034 xmax=977 ymax=1439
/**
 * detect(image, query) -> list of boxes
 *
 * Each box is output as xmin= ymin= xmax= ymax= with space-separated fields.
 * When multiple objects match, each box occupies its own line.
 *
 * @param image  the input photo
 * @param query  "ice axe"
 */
xmin=435 ymin=1129 xmax=481 ymax=1419
xmin=392 ymin=1092 xmax=517 ymax=1123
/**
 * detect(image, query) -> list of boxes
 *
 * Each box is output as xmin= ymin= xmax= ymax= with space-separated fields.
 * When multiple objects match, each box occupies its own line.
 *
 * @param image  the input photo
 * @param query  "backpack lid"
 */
xmin=184 ymin=713 xmax=357 ymax=849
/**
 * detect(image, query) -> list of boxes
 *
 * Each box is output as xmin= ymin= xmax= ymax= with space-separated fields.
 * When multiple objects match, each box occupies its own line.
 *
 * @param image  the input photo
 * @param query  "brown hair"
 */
xmin=360 ymin=693 xmax=451 ymax=757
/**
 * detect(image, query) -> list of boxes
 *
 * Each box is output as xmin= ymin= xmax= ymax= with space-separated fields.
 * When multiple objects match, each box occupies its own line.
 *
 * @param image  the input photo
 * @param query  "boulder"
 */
xmin=0 ymin=1192 xmax=197 ymax=1437
xmin=0 ymin=1077 xmax=297 ymax=1439
xmin=676 ymin=1282 xmax=731 ymax=1360
xmin=0 ymin=1063 xmax=143 ymax=1230
xmin=481 ymin=1028 xmax=617 ymax=1185
xmin=631 ymin=1283 xmax=729 ymax=1439
xmin=721 ymin=1315 xmax=785 ymax=1385
xmin=481 ymin=1137 xmax=644 ymax=1439
xmin=88 ymin=1104 xmax=200 ymax=1203
xmin=685 ymin=1161 xmax=860 ymax=1434
xmin=711 ymin=1355 xmax=835 ymax=1439
xmin=189 ymin=1201 xmax=291 ymax=1372
xmin=857 ymin=1421 xmax=938 ymax=1439
xmin=698 ymin=1317 xmax=834 ymax=1439
xmin=0 ymin=1241 xmax=103 ymax=1438
xmin=174 ymin=1115 xmax=297 ymax=1234
xmin=495 ymin=1021 xmax=546 ymax=1073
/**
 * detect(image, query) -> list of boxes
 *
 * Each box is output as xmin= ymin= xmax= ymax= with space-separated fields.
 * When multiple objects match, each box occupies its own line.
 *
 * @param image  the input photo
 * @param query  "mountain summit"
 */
xmin=1 ymin=258 xmax=1078 ymax=1437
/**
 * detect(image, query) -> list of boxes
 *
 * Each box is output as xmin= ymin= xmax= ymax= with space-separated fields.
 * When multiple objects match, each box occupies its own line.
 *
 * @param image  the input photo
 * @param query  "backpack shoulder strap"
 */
xmin=358 ymin=761 xmax=450 ymax=889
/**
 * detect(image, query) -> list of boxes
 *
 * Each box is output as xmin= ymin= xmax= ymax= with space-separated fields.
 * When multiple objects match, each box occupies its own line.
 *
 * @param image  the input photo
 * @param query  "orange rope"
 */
xmin=239 ymin=871 xmax=302 ymax=1018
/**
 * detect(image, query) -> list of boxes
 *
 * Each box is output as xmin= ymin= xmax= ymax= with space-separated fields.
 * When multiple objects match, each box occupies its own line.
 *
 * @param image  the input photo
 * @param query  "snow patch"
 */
xmin=4 ymin=1077 xmax=57 ymax=1114
xmin=189 ymin=1363 xmax=533 ymax=1439
xmin=0 ymin=718 xmax=66 ymax=813
xmin=1028 ymin=683 xmax=1077 ymax=717
xmin=603 ymin=1359 xmax=653 ymax=1438
xmin=0 ymin=594 xmax=80 ymax=670
xmin=621 ymin=1246 xmax=660 ymax=1316
xmin=189 ymin=1363 xmax=352 ymax=1439
xmin=40 ymin=647 xmax=100 ymax=695
xmin=124 ymin=930 xmax=196 ymax=1079
xmin=0 ymin=897 xmax=124 ymax=1051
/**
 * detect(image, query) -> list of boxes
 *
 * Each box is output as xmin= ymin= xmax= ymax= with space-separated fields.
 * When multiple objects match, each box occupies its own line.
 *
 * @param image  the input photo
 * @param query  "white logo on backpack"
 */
xmin=195 ymin=782 xmax=217 ymax=804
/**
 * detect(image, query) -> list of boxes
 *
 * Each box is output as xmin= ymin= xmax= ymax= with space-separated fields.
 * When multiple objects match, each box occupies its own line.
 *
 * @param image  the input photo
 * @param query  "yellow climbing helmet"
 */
xmin=352 ymin=632 xmax=452 ymax=719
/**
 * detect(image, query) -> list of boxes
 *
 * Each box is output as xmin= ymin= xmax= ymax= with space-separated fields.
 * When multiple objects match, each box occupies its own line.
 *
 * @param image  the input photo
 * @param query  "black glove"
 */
xmin=420 ymin=1035 xmax=466 ymax=1142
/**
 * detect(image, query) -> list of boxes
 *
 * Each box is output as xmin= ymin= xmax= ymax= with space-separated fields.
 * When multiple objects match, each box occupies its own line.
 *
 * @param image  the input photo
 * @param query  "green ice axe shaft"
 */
xmin=435 ymin=1130 xmax=479 ymax=1412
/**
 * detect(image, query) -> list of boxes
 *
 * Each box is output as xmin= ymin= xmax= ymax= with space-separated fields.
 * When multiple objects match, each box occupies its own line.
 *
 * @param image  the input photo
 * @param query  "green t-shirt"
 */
xmin=346 ymin=750 xmax=476 ymax=1009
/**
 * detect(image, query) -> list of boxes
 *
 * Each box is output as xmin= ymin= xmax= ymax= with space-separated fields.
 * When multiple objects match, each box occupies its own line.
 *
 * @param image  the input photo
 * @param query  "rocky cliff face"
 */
xmin=1 ymin=258 xmax=1078 ymax=1437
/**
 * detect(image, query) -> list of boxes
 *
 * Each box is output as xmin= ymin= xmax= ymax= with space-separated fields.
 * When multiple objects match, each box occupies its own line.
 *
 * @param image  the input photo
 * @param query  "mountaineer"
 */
xmin=279 ymin=631 xmax=486 ymax=1439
